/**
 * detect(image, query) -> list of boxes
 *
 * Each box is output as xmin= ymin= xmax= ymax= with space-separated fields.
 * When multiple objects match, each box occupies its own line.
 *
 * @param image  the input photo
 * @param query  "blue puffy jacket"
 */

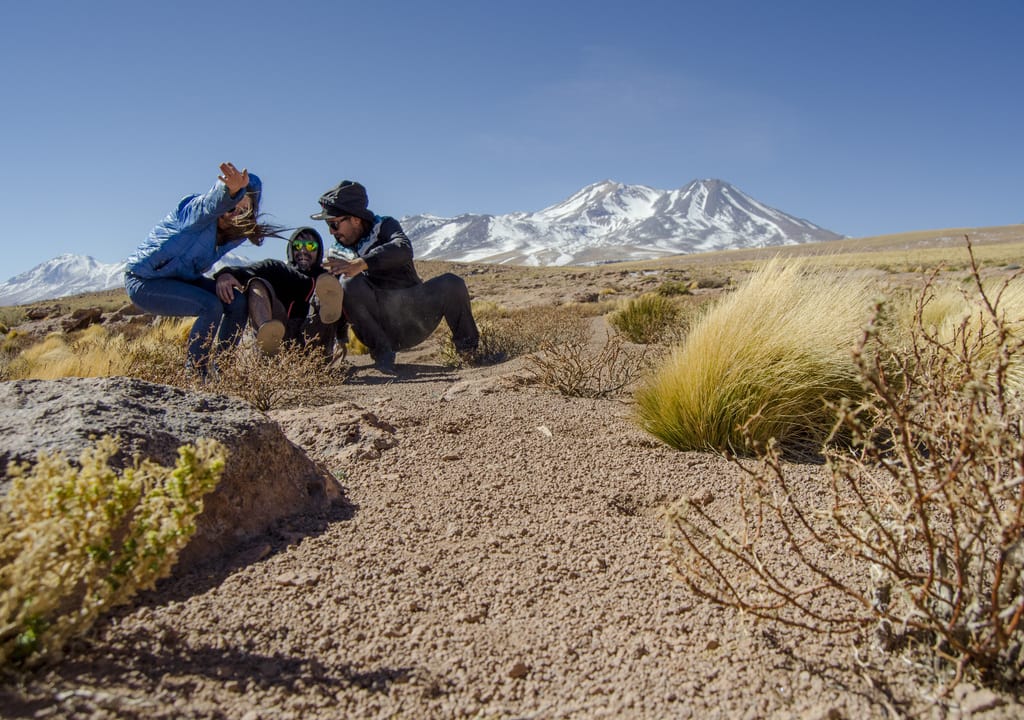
xmin=124 ymin=175 xmax=260 ymax=280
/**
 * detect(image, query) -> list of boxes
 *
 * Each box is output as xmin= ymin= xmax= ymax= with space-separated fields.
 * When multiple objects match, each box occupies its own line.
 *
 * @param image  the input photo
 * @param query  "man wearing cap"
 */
xmin=312 ymin=180 xmax=479 ymax=374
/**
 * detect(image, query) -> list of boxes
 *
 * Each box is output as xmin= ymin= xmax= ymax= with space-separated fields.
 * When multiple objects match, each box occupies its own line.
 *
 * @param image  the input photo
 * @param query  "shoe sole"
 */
xmin=256 ymin=320 xmax=285 ymax=355
xmin=316 ymin=273 xmax=344 ymax=324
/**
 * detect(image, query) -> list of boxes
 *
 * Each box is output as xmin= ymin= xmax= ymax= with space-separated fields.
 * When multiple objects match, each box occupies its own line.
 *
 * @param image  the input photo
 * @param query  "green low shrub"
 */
xmin=1 ymin=436 xmax=225 ymax=666
xmin=609 ymin=293 xmax=683 ymax=344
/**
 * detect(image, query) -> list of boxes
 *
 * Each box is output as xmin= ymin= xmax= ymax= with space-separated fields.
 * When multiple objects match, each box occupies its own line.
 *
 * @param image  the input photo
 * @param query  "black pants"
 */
xmin=342 ymin=273 xmax=479 ymax=356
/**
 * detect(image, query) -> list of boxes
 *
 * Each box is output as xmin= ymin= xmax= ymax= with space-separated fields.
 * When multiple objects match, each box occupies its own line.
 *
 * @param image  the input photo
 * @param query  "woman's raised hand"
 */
xmin=218 ymin=162 xmax=250 ymax=195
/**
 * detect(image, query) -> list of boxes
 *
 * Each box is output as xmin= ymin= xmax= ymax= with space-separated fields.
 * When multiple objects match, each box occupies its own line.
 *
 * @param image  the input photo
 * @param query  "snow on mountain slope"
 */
xmin=406 ymin=178 xmax=843 ymax=266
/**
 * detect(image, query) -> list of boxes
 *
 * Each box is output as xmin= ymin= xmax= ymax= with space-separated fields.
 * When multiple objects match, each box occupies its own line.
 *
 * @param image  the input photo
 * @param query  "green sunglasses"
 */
xmin=291 ymin=239 xmax=319 ymax=252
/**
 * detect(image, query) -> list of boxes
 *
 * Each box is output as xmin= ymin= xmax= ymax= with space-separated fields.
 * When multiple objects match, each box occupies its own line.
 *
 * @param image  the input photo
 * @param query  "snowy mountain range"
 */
xmin=408 ymin=178 xmax=843 ymax=266
xmin=0 ymin=252 xmax=253 ymax=306
xmin=0 ymin=178 xmax=842 ymax=306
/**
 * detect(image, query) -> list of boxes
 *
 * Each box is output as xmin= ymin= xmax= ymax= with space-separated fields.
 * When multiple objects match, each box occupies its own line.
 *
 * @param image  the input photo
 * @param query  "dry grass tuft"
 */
xmin=6 ymin=319 xmax=345 ymax=411
xmin=636 ymin=258 xmax=878 ymax=454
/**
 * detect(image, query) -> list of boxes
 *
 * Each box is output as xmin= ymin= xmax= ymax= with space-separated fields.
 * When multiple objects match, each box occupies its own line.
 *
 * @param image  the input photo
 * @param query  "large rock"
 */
xmin=0 ymin=377 xmax=342 ymax=573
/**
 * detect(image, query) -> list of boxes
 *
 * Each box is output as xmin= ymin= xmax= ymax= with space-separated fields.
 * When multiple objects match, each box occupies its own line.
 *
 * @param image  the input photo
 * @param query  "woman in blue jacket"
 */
xmin=124 ymin=162 xmax=281 ymax=377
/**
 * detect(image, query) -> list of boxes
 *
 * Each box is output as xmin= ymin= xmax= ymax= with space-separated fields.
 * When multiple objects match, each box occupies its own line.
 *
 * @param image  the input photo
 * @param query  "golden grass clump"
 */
xmin=6 ymin=320 xmax=193 ymax=381
xmin=636 ymin=258 xmax=878 ymax=454
xmin=1 ymin=436 xmax=225 ymax=666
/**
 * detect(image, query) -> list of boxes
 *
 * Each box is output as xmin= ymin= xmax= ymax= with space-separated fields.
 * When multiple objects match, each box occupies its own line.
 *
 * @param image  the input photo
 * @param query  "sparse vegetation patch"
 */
xmin=1 ymin=436 xmax=225 ymax=667
xmin=664 ymin=243 xmax=1024 ymax=685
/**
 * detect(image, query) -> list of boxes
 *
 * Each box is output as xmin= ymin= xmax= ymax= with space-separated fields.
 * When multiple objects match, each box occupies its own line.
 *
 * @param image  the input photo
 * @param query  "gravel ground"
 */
xmin=3 ymin=330 xmax=1023 ymax=719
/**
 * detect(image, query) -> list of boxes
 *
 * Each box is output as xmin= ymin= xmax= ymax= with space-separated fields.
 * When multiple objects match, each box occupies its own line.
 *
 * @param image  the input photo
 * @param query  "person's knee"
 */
xmin=246 ymin=278 xmax=272 ymax=301
xmin=435 ymin=273 xmax=469 ymax=296
xmin=224 ymin=289 xmax=248 ymax=319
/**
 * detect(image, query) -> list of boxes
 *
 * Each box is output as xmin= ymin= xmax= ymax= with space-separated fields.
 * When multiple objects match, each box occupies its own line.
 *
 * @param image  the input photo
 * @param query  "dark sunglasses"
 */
xmin=291 ymin=239 xmax=319 ymax=252
xmin=327 ymin=216 xmax=351 ymax=231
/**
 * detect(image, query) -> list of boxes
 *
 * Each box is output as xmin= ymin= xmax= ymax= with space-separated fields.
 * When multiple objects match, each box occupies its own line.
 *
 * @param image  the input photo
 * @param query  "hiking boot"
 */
xmin=315 ymin=273 xmax=343 ymax=324
xmin=255 ymin=319 xmax=285 ymax=355
xmin=372 ymin=350 xmax=397 ymax=375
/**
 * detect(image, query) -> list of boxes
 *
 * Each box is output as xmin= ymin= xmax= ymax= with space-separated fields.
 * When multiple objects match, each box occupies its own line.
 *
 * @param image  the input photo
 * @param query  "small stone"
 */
xmin=800 ymin=706 xmax=841 ymax=720
xmin=509 ymin=662 xmax=530 ymax=679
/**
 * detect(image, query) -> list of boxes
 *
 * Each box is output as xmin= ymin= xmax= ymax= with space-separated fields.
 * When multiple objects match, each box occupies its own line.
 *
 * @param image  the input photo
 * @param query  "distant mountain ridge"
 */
xmin=404 ymin=178 xmax=844 ymax=266
xmin=0 ymin=252 xmax=253 ymax=306
xmin=0 ymin=178 xmax=842 ymax=305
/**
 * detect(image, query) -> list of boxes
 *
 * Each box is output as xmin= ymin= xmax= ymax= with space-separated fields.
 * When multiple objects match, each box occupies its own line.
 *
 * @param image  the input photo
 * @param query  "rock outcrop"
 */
xmin=0 ymin=377 xmax=342 ymax=573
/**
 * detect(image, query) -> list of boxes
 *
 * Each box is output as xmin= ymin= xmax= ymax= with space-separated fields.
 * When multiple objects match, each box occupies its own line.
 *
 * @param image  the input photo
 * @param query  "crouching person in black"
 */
xmin=214 ymin=227 xmax=344 ymax=359
xmin=311 ymin=180 xmax=480 ymax=374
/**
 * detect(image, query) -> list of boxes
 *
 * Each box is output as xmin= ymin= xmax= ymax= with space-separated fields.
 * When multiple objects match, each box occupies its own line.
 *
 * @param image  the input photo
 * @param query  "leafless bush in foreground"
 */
xmin=665 ymin=240 xmax=1024 ymax=685
xmin=525 ymin=330 xmax=653 ymax=398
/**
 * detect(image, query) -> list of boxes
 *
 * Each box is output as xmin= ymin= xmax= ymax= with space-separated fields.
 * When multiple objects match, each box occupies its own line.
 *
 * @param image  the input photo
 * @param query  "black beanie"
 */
xmin=310 ymin=180 xmax=375 ymax=224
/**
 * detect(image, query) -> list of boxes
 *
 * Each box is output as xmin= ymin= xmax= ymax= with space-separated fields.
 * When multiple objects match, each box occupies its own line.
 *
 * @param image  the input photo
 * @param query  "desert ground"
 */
xmin=2 ymin=227 xmax=1024 ymax=719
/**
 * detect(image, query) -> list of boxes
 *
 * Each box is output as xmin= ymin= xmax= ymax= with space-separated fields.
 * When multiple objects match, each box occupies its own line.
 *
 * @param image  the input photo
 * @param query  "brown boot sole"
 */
xmin=256 ymin=320 xmax=285 ymax=355
xmin=315 ymin=273 xmax=344 ymax=324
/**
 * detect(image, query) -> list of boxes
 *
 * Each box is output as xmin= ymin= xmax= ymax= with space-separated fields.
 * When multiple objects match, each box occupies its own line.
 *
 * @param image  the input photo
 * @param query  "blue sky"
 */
xmin=2 ymin=0 xmax=1022 ymax=278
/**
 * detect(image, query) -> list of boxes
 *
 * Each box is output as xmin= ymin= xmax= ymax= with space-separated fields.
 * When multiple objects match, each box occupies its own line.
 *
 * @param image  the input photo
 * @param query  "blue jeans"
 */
xmin=124 ymin=274 xmax=248 ymax=372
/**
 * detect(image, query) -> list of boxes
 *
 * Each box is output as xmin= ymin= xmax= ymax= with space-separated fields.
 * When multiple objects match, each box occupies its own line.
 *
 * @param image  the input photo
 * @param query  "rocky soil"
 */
xmin=3 ymin=249 xmax=1024 ymax=718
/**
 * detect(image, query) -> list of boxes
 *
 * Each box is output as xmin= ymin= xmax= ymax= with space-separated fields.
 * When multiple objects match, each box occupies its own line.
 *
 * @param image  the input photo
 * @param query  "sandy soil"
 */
xmin=3 ymin=256 xmax=1024 ymax=718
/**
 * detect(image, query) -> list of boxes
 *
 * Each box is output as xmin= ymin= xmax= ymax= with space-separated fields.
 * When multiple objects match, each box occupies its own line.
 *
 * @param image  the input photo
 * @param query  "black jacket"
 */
xmin=353 ymin=216 xmax=422 ymax=290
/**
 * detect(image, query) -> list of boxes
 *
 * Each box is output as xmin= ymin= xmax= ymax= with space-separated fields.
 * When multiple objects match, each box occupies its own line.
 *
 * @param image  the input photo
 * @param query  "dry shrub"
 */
xmin=656 ymin=280 xmax=691 ymax=297
xmin=609 ymin=293 xmax=685 ymax=344
xmin=665 ymin=241 xmax=1024 ymax=685
xmin=203 ymin=340 xmax=346 ymax=411
xmin=7 ymin=318 xmax=344 ymax=411
xmin=525 ymin=330 xmax=652 ymax=398
xmin=1 ymin=436 xmax=225 ymax=667
xmin=440 ymin=303 xmax=589 ymax=367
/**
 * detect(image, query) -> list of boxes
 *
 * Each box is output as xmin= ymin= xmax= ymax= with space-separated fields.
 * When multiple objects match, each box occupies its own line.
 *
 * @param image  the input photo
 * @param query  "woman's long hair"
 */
xmin=217 ymin=191 xmax=288 ymax=247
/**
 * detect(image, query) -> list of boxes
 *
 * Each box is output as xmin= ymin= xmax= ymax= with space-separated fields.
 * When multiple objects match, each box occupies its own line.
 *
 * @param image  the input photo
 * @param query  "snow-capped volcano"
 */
xmin=404 ymin=178 xmax=843 ymax=266
xmin=0 ymin=252 xmax=253 ymax=306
